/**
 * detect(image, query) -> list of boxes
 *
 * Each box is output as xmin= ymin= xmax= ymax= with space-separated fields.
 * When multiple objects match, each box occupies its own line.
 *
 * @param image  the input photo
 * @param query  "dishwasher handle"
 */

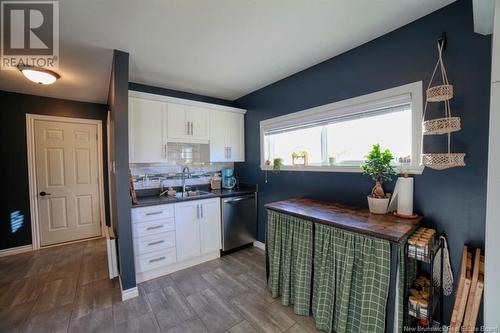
xmin=223 ymin=194 xmax=255 ymax=203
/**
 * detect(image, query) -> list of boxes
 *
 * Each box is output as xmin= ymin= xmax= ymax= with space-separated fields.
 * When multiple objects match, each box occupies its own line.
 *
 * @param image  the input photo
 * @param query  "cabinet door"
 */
xmin=188 ymin=106 xmax=210 ymax=141
xmin=167 ymin=103 xmax=189 ymax=140
xmin=174 ymin=202 xmax=201 ymax=261
xmin=199 ymin=199 xmax=221 ymax=254
xmin=209 ymin=110 xmax=228 ymax=162
xmin=129 ymin=97 xmax=166 ymax=163
xmin=227 ymin=112 xmax=245 ymax=162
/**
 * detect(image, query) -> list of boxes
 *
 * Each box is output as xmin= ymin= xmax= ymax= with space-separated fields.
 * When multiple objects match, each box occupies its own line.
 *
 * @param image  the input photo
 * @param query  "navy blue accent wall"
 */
xmin=235 ymin=0 xmax=490 ymax=324
xmin=129 ymin=82 xmax=236 ymax=107
xmin=0 ymin=90 xmax=109 ymax=251
xmin=108 ymin=50 xmax=136 ymax=290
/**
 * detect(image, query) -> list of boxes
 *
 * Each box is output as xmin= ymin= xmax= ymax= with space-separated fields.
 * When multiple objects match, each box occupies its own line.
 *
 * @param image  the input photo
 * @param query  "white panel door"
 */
xmin=34 ymin=120 xmax=101 ymax=246
xmin=199 ymin=199 xmax=221 ymax=254
xmin=129 ymin=97 xmax=166 ymax=163
xmin=167 ymin=103 xmax=190 ymax=140
xmin=174 ymin=201 xmax=201 ymax=261
xmin=187 ymin=106 xmax=209 ymax=141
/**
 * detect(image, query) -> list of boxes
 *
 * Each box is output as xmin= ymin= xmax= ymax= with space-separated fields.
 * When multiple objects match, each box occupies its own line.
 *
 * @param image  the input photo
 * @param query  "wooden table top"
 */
xmin=265 ymin=197 xmax=422 ymax=243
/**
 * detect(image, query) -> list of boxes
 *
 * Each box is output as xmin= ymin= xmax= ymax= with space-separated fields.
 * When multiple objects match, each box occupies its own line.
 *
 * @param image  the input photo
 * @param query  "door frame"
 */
xmin=26 ymin=114 xmax=106 ymax=250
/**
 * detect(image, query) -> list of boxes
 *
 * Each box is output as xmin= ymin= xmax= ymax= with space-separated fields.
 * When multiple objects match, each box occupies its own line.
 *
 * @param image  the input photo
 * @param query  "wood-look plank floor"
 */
xmin=0 ymin=240 xmax=322 ymax=333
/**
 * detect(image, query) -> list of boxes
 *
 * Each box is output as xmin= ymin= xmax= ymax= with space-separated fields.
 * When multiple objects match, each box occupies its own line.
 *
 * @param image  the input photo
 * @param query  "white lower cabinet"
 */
xmin=131 ymin=197 xmax=222 ymax=282
xmin=174 ymin=200 xmax=202 ymax=261
xmin=199 ymin=199 xmax=222 ymax=254
xmin=175 ymin=197 xmax=221 ymax=261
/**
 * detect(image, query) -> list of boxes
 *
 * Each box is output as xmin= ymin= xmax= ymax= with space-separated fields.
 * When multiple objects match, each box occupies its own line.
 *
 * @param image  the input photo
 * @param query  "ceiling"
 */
xmin=0 ymin=0 xmax=456 ymax=104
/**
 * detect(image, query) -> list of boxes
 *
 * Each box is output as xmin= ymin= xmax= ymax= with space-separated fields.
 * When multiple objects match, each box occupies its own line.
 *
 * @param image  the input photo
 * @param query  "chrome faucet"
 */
xmin=182 ymin=166 xmax=191 ymax=194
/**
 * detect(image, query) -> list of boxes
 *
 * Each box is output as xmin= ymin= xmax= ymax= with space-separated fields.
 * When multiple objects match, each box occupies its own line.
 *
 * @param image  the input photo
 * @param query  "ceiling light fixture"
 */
xmin=17 ymin=65 xmax=60 ymax=85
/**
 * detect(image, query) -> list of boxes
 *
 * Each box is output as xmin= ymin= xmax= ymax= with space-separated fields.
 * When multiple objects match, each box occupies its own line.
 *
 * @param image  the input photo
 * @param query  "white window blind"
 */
xmin=260 ymin=82 xmax=423 ymax=173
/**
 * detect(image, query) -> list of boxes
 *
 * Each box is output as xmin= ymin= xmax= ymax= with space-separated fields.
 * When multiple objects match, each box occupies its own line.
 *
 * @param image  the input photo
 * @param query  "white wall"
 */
xmin=485 ymin=0 xmax=500 ymax=328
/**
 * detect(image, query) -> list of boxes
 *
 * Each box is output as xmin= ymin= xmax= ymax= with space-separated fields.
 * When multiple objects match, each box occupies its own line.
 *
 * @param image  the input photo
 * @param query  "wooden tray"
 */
xmin=449 ymin=246 xmax=472 ymax=332
xmin=463 ymin=253 xmax=484 ymax=331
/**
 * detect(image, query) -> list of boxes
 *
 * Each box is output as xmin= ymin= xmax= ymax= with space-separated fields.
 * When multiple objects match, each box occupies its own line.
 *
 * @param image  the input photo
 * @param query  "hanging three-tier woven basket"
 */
xmin=421 ymin=39 xmax=465 ymax=170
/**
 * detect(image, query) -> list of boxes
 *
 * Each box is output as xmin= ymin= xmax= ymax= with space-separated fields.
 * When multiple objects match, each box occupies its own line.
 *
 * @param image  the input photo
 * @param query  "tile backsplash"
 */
xmin=130 ymin=162 xmax=232 ymax=190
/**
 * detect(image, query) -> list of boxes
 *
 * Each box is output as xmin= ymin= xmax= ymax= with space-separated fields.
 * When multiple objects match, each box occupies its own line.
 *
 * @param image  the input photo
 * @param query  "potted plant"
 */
xmin=361 ymin=144 xmax=396 ymax=214
xmin=273 ymin=158 xmax=283 ymax=174
xmin=292 ymin=151 xmax=308 ymax=165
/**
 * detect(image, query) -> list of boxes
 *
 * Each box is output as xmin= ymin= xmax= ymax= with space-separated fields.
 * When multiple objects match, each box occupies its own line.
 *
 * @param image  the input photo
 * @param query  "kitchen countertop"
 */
xmin=265 ymin=197 xmax=421 ymax=243
xmin=132 ymin=185 xmax=257 ymax=208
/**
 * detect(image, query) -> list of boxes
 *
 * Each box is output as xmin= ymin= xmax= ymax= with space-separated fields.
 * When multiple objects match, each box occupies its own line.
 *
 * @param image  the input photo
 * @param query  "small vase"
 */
xmin=367 ymin=196 xmax=390 ymax=214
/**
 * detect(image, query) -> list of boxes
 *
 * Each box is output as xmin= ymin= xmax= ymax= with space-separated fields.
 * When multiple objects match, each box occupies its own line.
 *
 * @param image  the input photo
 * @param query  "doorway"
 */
xmin=27 ymin=114 xmax=105 ymax=248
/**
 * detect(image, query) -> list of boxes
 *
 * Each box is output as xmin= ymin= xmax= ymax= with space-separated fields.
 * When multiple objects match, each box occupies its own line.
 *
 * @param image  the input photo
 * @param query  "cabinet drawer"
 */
xmin=133 ymin=218 xmax=175 ymax=238
xmin=132 ymin=204 xmax=174 ymax=223
xmin=134 ymin=232 xmax=175 ymax=256
xmin=135 ymin=248 xmax=176 ymax=273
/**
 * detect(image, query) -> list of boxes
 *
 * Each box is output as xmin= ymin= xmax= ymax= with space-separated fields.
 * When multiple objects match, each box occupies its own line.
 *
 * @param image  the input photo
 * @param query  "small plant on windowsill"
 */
xmin=361 ymin=144 xmax=396 ymax=214
xmin=292 ymin=151 xmax=308 ymax=166
xmin=273 ymin=158 xmax=283 ymax=174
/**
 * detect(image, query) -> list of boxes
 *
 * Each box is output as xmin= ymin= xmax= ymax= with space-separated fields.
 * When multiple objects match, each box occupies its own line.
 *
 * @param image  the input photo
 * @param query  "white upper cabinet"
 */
xmin=128 ymin=91 xmax=246 ymax=163
xmin=166 ymin=103 xmax=209 ymax=143
xmin=129 ymin=97 xmax=167 ymax=163
xmin=166 ymin=102 xmax=189 ymax=140
xmin=188 ymin=105 xmax=210 ymax=141
xmin=209 ymin=110 xmax=245 ymax=162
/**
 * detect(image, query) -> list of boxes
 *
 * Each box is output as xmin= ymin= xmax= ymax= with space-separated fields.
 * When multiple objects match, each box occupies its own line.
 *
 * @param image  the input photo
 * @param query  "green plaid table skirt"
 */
xmin=266 ymin=209 xmax=404 ymax=333
xmin=312 ymin=223 xmax=390 ymax=333
xmin=267 ymin=210 xmax=313 ymax=315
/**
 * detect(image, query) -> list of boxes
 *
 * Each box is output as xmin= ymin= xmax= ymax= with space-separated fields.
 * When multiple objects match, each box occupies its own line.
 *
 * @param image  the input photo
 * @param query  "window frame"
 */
xmin=259 ymin=81 xmax=424 ymax=174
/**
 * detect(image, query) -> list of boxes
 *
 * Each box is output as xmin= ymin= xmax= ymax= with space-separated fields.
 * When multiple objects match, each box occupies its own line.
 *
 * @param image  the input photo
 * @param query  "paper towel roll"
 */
xmin=396 ymin=177 xmax=414 ymax=216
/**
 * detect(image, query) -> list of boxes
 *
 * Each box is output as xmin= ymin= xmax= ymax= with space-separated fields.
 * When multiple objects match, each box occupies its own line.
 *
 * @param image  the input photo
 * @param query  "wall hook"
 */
xmin=438 ymin=32 xmax=447 ymax=51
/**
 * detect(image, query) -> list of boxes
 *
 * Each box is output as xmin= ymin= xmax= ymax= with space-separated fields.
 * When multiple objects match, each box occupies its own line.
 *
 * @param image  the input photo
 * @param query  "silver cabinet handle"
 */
xmin=164 ymin=144 xmax=167 ymax=159
xmin=145 ymin=211 xmax=163 ymax=216
xmin=196 ymin=204 xmax=200 ymax=219
xmin=149 ymin=256 xmax=166 ymax=263
xmin=146 ymin=225 xmax=163 ymax=230
xmin=190 ymin=122 xmax=194 ymax=135
xmin=223 ymin=195 xmax=255 ymax=203
xmin=186 ymin=121 xmax=189 ymax=135
xmin=147 ymin=240 xmax=165 ymax=246
xmin=228 ymin=147 xmax=232 ymax=159
xmin=201 ymin=204 xmax=204 ymax=219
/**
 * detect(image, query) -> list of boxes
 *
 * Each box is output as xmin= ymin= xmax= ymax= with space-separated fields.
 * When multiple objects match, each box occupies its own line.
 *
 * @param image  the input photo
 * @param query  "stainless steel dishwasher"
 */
xmin=221 ymin=193 xmax=257 ymax=252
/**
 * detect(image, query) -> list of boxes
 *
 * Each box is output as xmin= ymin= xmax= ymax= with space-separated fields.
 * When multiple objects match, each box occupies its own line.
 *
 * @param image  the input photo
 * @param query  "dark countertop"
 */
xmin=132 ymin=185 xmax=257 ymax=208
xmin=265 ymin=197 xmax=421 ymax=243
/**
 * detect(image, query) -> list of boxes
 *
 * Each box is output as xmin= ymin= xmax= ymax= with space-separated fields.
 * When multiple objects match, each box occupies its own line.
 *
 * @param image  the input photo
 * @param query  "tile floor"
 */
xmin=0 ymin=239 xmax=321 ymax=333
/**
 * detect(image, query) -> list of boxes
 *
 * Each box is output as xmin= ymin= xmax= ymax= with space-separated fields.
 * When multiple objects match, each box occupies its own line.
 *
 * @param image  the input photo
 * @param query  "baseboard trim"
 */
xmin=119 ymin=276 xmax=139 ymax=301
xmin=0 ymin=244 xmax=33 ymax=257
xmin=253 ymin=241 xmax=265 ymax=251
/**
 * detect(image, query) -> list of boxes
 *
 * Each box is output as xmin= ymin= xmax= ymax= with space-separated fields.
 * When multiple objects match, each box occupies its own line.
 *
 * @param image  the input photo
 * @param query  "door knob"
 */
xmin=39 ymin=191 xmax=51 ymax=196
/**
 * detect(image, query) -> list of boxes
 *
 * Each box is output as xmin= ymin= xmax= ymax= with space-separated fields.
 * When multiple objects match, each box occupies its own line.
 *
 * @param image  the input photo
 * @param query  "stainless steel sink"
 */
xmin=175 ymin=190 xmax=211 ymax=198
